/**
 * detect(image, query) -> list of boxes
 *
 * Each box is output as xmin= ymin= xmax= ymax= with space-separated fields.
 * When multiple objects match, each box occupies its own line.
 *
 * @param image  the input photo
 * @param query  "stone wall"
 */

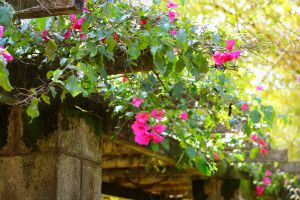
xmin=0 ymin=105 xmax=103 ymax=200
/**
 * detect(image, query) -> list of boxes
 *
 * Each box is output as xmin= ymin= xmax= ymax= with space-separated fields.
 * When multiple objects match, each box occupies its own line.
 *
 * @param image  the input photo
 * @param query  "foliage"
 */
xmin=0 ymin=0 xmax=299 ymax=198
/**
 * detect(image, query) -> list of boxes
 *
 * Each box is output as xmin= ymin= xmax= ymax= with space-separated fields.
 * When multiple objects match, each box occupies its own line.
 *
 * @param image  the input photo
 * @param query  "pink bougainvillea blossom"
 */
xmin=72 ymin=17 xmax=85 ymax=31
xmin=168 ymin=11 xmax=179 ymax=22
xmin=170 ymin=29 xmax=177 ymax=36
xmin=134 ymin=132 xmax=151 ymax=145
xmin=113 ymin=32 xmax=118 ymax=41
xmin=150 ymin=132 xmax=165 ymax=143
xmin=152 ymin=124 xmax=166 ymax=134
xmin=135 ymin=112 xmax=149 ymax=124
xmin=70 ymin=14 xmax=76 ymax=22
xmin=213 ymin=152 xmax=220 ymax=161
xmin=132 ymin=97 xmax=144 ymax=108
xmin=131 ymin=121 xmax=149 ymax=134
xmin=79 ymin=33 xmax=87 ymax=40
xmin=212 ymin=50 xmax=241 ymax=65
xmin=140 ymin=19 xmax=147 ymax=26
xmin=251 ymin=134 xmax=259 ymax=141
xmin=263 ymin=177 xmax=271 ymax=186
xmin=64 ymin=29 xmax=71 ymax=39
xmin=265 ymin=170 xmax=272 ymax=176
xmin=297 ymin=75 xmax=300 ymax=84
xmin=167 ymin=0 xmax=178 ymax=9
xmin=241 ymin=103 xmax=249 ymax=111
xmin=226 ymin=39 xmax=236 ymax=51
xmin=0 ymin=46 xmax=13 ymax=62
xmin=41 ymin=29 xmax=50 ymax=41
xmin=258 ymin=139 xmax=266 ymax=146
xmin=122 ymin=76 xmax=129 ymax=82
xmin=256 ymin=185 xmax=264 ymax=196
xmin=0 ymin=25 xmax=4 ymax=38
xmin=151 ymin=109 xmax=165 ymax=119
xmin=180 ymin=111 xmax=188 ymax=121
xmin=256 ymin=85 xmax=264 ymax=91
xmin=261 ymin=148 xmax=268 ymax=155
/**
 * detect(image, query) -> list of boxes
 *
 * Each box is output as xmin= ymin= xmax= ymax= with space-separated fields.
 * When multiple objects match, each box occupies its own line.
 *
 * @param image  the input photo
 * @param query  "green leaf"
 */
xmin=166 ymin=47 xmax=175 ymax=62
xmin=0 ymin=5 xmax=14 ymax=27
xmin=161 ymin=139 xmax=169 ymax=151
xmin=250 ymin=109 xmax=261 ymax=124
xmin=0 ymin=61 xmax=13 ymax=91
xmin=176 ymin=29 xmax=186 ymax=45
xmin=175 ymin=57 xmax=185 ymax=72
xmin=154 ymin=53 xmax=165 ymax=74
xmin=128 ymin=42 xmax=140 ymax=60
xmin=250 ymin=148 xmax=258 ymax=159
xmin=138 ymin=32 xmax=150 ymax=50
xmin=151 ymin=142 xmax=160 ymax=152
xmin=26 ymin=97 xmax=40 ymax=120
xmin=172 ymin=81 xmax=184 ymax=98
xmin=196 ymin=157 xmax=211 ymax=176
xmin=35 ymin=18 xmax=48 ymax=31
xmin=45 ymin=39 xmax=57 ymax=61
xmin=65 ymin=75 xmax=83 ymax=97
xmin=41 ymin=94 xmax=50 ymax=105
xmin=192 ymin=52 xmax=208 ymax=74
xmin=186 ymin=146 xmax=196 ymax=160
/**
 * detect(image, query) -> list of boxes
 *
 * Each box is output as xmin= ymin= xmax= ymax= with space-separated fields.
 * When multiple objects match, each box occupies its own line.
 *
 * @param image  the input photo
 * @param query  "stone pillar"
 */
xmin=0 ymin=105 xmax=103 ymax=200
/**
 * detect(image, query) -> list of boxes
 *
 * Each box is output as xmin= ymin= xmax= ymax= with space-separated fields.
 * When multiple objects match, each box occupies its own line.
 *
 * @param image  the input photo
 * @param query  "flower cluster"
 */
xmin=167 ymin=0 xmax=179 ymax=36
xmin=256 ymin=170 xmax=273 ymax=196
xmin=212 ymin=39 xmax=241 ymax=66
xmin=131 ymin=97 xmax=189 ymax=145
xmin=251 ymin=134 xmax=268 ymax=155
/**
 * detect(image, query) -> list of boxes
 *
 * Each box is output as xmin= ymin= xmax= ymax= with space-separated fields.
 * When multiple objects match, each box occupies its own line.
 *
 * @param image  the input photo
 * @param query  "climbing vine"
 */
xmin=0 ymin=0 xmax=299 ymax=198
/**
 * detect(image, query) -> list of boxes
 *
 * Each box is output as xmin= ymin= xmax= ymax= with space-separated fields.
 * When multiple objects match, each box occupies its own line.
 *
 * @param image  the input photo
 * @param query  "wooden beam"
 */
xmin=102 ymin=182 xmax=163 ymax=200
xmin=103 ymin=136 xmax=177 ymax=166
xmin=6 ymin=0 xmax=84 ymax=19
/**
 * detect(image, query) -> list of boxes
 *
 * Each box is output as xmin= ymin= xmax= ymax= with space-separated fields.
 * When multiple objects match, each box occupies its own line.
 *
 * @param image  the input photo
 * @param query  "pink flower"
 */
xmin=72 ymin=17 xmax=85 ymax=31
xmin=135 ymin=132 xmax=151 ymax=145
xmin=131 ymin=121 xmax=149 ymax=135
xmin=256 ymin=85 xmax=264 ymax=91
xmin=79 ymin=33 xmax=87 ymax=40
xmin=259 ymin=139 xmax=266 ymax=146
xmin=212 ymin=51 xmax=225 ymax=65
xmin=151 ymin=109 xmax=165 ymax=119
xmin=231 ymin=50 xmax=241 ymax=59
xmin=152 ymin=124 xmax=166 ymax=134
xmin=180 ymin=111 xmax=188 ymax=121
xmin=167 ymin=0 xmax=178 ymax=9
xmin=213 ymin=152 xmax=220 ymax=161
xmin=0 ymin=25 xmax=4 ymax=38
xmin=140 ymin=19 xmax=147 ymax=26
xmin=0 ymin=46 xmax=13 ymax=62
xmin=70 ymin=14 xmax=76 ymax=23
xmin=41 ymin=29 xmax=50 ymax=41
xmin=260 ymin=148 xmax=268 ymax=155
xmin=132 ymin=97 xmax=144 ymax=108
xmin=150 ymin=132 xmax=164 ymax=143
xmin=113 ymin=32 xmax=118 ymax=41
xmin=122 ymin=76 xmax=128 ymax=82
xmin=64 ymin=29 xmax=71 ymax=39
xmin=265 ymin=170 xmax=272 ymax=177
xmin=256 ymin=185 xmax=264 ymax=196
xmin=251 ymin=134 xmax=258 ymax=141
xmin=135 ymin=112 xmax=149 ymax=124
xmin=241 ymin=103 xmax=249 ymax=111
xmin=168 ymin=11 xmax=179 ymax=23
xmin=263 ymin=177 xmax=271 ymax=186
xmin=170 ymin=29 xmax=177 ymax=36
xmin=226 ymin=39 xmax=235 ymax=51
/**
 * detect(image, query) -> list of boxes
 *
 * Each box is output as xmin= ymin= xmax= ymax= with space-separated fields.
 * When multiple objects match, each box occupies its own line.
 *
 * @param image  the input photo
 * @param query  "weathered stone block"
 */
xmin=81 ymin=160 xmax=102 ymax=200
xmin=58 ymin=117 xmax=102 ymax=163
xmin=57 ymin=154 xmax=81 ymax=200
xmin=0 ymin=153 xmax=57 ymax=200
